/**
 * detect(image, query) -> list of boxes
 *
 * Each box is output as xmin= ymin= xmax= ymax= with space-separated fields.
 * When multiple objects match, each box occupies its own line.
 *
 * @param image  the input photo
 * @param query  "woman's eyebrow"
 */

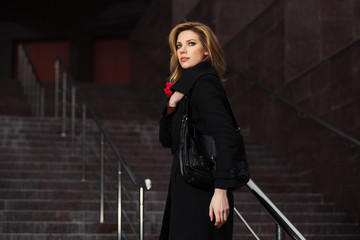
xmin=177 ymin=39 xmax=197 ymax=43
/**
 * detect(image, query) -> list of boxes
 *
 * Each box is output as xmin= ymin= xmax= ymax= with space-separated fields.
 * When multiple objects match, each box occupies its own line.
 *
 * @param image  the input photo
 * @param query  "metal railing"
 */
xmin=234 ymin=179 xmax=306 ymax=240
xmin=17 ymin=44 xmax=45 ymax=117
xmin=54 ymin=57 xmax=152 ymax=240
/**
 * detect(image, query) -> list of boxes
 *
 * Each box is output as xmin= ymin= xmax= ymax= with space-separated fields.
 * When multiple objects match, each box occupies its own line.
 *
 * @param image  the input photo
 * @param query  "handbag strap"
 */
xmin=183 ymin=94 xmax=190 ymax=119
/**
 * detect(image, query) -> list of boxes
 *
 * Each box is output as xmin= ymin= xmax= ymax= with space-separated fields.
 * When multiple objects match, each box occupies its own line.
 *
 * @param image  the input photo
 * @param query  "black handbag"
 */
xmin=179 ymin=93 xmax=250 ymax=191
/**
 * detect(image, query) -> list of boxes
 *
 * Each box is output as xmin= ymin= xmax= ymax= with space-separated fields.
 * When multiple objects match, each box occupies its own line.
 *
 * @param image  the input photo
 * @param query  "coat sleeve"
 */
xmin=191 ymin=76 xmax=239 ymax=189
xmin=159 ymin=106 xmax=174 ymax=148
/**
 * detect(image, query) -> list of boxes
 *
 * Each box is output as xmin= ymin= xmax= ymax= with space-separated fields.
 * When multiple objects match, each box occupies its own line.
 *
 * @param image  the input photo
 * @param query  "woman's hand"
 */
xmin=209 ymin=188 xmax=229 ymax=229
xmin=168 ymin=91 xmax=184 ymax=107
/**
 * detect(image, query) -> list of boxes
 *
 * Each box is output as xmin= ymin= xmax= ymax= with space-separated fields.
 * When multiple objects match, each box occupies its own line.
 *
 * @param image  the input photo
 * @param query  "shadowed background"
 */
xmin=0 ymin=0 xmax=359 ymax=228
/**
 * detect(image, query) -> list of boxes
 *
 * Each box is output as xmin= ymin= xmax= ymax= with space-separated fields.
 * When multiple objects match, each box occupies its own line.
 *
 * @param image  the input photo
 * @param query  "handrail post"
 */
xmin=100 ymin=132 xmax=105 ymax=223
xmin=139 ymin=187 xmax=144 ymax=240
xmin=17 ymin=45 xmax=45 ymax=118
xmin=54 ymin=60 xmax=60 ymax=119
xmin=234 ymin=207 xmax=260 ymax=240
xmin=71 ymin=86 xmax=76 ymax=154
xmin=81 ymin=103 xmax=86 ymax=181
xmin=53 ymin=57 xmax=153 ymax=240
xmin=276 ymin=224 xmax=284 ymax=240
xmin=21 ymin=49 xmax=25 ymax=88
xmin=23 ymin=56 xmax=28 ymax=96
xmin=35 ymin=83 xmax=39 ymax=117
xmin=21 ymin=48 xmax=25 ymax=87
xmin=18 ymin=45 xmax=23 ymax=83
xmin=247 ymin=179 xmax=306 ymax=240
xmin=21 ymin=51 xmax=26 ymax=93
xmin=31 ymin=72 xmax=36 ymax=115
xmin=27 ymin=60 xmax=31 ymax=99
xmin=61 ymin=72 xmax=67 ymax=137
xmin=33 ymin=74 xmax=38 ymax=115
xmin=35 ymin=82 xmax=40 ymax=117
xmin=26 ymin=63 xmax=31 ymax=103
xmin=26 ymin=59 xmax=31 ymax=98
xmin=118 ymin=161 xmax=122 ymax=240
xmin=40 ymin=86 xmax=45 ymax=117
xmin=27 ymin=63 xmax=33 ymax=104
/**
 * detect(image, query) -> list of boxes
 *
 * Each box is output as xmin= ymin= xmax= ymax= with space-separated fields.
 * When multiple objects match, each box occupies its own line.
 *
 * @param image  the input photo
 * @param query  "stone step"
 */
xmin=0 ymin=173 xmax=311 ymax=194
xmin=0 ymin=221 xmax=118 ymax=234
xmin=0 ymin=199 xmax=336 ymax=213
xmin=1 ymin=209 xmax=352 ymax=224
xmin=0 ymin=180 xmax=118 ymax=191
xmin=0 ymin=154 xmax=167 ymax=163
xmin=0 ymin=233 xmax=119 ymax=240
xmin=0 ymin=170 xmax=92 ymax=180
xmin=1 ymin=233 xmax=360 ymax=240
xmin=0 ymin=160 xmax=288 ymax=174
xmin=1 ymin=221 xmax=358 ymax=235
xmin=0 ymin=121 xmax=62 ymax=130
xmin=0 ymin=165 xmax=298 ymax=179
xmin=0 ymin=187 xmax=325 ymax=204
xmin=1 ymin=116 xmax=359 ymax=239
xmin=0 ymin=174 xmax=308 ymax=190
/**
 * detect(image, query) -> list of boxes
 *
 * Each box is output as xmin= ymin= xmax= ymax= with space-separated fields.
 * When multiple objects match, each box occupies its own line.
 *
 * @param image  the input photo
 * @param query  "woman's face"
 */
xmin=176 ymin=30 xmax=208 ymax=69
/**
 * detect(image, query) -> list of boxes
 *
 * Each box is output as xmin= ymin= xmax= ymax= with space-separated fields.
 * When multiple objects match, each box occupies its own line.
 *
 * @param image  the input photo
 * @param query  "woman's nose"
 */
xmin=179 ymin=46 xmax=187 ymax=53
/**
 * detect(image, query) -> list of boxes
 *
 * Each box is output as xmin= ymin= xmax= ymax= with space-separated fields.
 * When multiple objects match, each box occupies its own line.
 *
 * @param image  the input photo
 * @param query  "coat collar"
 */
xmin=170 ymin=61 xmax=218 ymax=95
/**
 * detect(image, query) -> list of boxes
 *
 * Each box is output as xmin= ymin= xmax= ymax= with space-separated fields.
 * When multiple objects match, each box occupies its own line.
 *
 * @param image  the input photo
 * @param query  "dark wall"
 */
xmin=130 ymin=0 xmax=360 ymax=218
xmin=224 ymin=0 xmax=360 ymax=217
xmin=128 ymin=0 xmax=173 ymax=114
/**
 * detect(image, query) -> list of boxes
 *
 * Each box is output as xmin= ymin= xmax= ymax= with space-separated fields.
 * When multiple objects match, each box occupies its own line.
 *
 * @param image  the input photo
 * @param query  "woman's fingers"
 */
xmin=214 ymin=207 xmax=228 ymax=228
xmin=210 ymin=188 xmax=229 ymax=229
xmin=209 ymin=205 xmax=214 ymax=222
xmin=215 ymin=209 xmax=221 ymax=226
xmin=212 ymin=204 xmax=229 ymax=228
xmin=168 ymin=91 xmax=184 ymax=107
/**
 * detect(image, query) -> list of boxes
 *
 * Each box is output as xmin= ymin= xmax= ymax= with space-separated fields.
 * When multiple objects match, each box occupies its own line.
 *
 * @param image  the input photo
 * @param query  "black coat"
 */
xmin=159 ymin=61 xmax=241 ymax=189
xmin=159 ymin=61 xmax=237 ymax=240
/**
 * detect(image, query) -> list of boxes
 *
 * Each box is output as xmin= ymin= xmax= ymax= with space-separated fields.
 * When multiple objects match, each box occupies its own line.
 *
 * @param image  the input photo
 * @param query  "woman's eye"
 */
xmin=189 ymin=42 xmax=196 ymax=46
xmin=176 ymin=44 xmax=182 ymax=49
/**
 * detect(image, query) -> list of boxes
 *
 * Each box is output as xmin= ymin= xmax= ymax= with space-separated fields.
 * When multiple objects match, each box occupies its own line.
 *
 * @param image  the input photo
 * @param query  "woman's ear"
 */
xmin=204 ymin=51 xmax=209 ymax=56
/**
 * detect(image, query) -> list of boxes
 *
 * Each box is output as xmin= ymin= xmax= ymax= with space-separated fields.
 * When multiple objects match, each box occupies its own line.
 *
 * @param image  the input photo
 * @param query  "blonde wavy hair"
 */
xmin=168 ymin=22 xmax=226 ymax=83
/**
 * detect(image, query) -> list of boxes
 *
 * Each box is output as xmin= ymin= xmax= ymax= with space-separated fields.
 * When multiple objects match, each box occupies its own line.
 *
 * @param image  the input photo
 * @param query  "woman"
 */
xmin=159 ymin=22 xmax=239 ymax=240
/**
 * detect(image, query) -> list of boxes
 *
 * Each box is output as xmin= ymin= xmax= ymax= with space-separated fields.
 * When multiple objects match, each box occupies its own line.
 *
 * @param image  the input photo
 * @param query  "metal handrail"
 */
xmin=54 ymin=57 xmax=152 ymax=240
xmin=17 ymin=44 xmax=45 ymax=117
xmin=232 ymin=180 xmax=306 ymax=240
xmin=228 ymin=66 xmax=360 ymax=149
xmin=234 ymin=179 xmax=306 ymax=240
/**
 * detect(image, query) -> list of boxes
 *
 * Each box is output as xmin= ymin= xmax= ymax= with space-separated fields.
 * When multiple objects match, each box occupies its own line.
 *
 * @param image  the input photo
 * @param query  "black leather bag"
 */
xmin=179 ymin=94 xmax=250 ymax=191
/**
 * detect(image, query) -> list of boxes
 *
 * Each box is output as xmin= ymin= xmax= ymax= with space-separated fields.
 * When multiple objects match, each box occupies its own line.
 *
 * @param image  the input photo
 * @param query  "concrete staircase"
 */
xmin=0 ymin=114 xmax=360 ymax=240
xmin=0 ymin=81 xmax=360 ymax=239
